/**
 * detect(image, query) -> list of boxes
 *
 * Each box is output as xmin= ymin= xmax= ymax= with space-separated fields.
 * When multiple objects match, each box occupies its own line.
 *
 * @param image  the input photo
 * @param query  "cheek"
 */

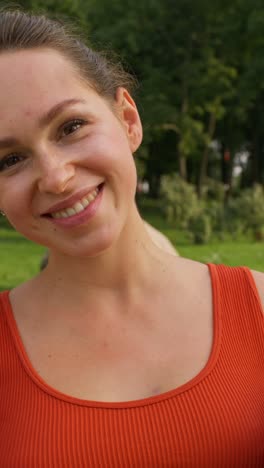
xmin=78 ymin=130 xmax=137 ymax=184
xmin=0 ymin=181 xmax=30 ymax=224
xmin=4 ymin=206 xmax=28 ymax=230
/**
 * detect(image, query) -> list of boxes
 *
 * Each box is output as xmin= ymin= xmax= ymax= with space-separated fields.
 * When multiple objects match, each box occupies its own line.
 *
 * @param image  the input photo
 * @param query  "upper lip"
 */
xmin=42 ymin=184 xmax=102 ymax=216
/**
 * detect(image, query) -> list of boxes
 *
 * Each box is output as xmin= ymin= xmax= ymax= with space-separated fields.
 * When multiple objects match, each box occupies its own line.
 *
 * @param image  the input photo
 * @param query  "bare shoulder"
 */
xmin=250 ymin=269 xmax=264 ymax=309
xmin=171 ymin=256 xmax=210 ymax=282
xmin=168 ymin=256 xmax=211 ymax=303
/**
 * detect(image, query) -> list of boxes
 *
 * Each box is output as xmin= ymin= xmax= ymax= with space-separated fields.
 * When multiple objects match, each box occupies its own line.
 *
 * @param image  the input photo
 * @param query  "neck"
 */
xmin=36 ymin=210 xmax=168 ymax=308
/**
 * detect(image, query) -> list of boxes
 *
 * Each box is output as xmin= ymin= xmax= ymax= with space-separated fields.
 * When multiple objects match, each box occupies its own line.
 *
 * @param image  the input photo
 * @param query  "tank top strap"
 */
xmin=209 ymin=264 xmax=263 ymax=315
xmin=208 ymin=264 xmax=264 ymax=352
xmin=0 ymin=291 xmax=14 ymax=373
xmin=0 ymin=290 xmax=10 ymax=333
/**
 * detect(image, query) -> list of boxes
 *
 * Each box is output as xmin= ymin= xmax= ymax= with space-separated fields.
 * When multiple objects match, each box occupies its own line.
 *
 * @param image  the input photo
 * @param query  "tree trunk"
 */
xmin=178 ymin=92 xmax=188 ymax=180
xmin=225 ymin=151 xmax=234 ymax=202
xmin=178 ymin=35 xmax=191 ymax=182
xmin=251 ymin=130 xmax=261 ymax=185
xmin=179 ymin=155 xmax=187 ymax=179
xmin=197 ymin=112 xmax=216 ymax=197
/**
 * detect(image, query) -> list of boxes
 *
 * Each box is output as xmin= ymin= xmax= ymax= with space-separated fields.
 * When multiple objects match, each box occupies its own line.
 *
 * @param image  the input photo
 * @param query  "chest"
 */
xmin=12 ymin=298 xmax=214 ymax=402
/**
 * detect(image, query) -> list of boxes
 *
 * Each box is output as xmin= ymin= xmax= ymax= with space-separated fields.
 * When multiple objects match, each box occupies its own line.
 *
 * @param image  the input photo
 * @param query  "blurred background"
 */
xmin=0 ymin=0 xmax=264 ymax=290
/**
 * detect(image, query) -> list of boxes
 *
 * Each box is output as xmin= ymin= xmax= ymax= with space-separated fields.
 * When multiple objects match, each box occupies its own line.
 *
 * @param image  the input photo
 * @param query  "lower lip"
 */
xmin=46 ymin=186 xmax=104 ymax=228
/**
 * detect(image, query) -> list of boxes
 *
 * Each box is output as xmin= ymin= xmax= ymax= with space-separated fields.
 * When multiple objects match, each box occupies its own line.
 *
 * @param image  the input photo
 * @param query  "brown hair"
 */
xmin=0 ymin=8 xmax=137 ymax=101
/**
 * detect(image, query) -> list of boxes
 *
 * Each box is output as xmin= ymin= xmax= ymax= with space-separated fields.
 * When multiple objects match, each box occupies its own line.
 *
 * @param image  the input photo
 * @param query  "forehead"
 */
xmin=0 ymin=49 xmax=98 ymax=122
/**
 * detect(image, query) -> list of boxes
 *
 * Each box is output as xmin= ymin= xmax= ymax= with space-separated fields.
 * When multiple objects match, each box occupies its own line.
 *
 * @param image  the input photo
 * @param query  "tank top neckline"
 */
xmin=1 ymin=263 xmax=222 ymax=409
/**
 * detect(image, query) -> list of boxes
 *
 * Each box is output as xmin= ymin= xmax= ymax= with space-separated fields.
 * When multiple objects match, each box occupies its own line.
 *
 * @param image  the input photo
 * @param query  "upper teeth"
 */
xmin=51 ymin=188 xmax=99 ymax=219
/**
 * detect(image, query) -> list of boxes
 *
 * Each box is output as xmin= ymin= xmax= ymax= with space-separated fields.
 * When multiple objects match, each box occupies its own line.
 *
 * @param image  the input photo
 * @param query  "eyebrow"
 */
xmin=0 ymin=137 xmax=19 ymax=150
xmin=38 ymin=98 xmax=86 ymax=128
xmin=0 ymin=98 xmax=86 ymax=150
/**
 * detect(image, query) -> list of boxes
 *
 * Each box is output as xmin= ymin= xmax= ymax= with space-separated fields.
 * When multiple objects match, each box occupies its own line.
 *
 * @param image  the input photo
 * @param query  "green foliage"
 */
xmin=200 ymin=178 xmax=226 ymax=234
xmin=159 ymin=174 xmax=264 ymax=244
xmin=226 ymin=184 xmax=264 ymax=239
xmin=11 ymin=0 xmax=88 ymax=28
xmin=221 ymin=198 xmax=246 ymax=238
xmin=204 ymin=200 xmax=225 ymax=234
xmin=188 ymin=211 xmax=212 ymax=244
xmin=178 ymin=116 xmax=205 ymax=160
xmin=244 ymin=184 xmax=264 ymax=231
xmin=85 ymin=0 xmax=240 ymax=177
xmin=201 ymin=178 xmax=226 ymax=202
xmin=160 ymin=173 xmax=199 ymax=228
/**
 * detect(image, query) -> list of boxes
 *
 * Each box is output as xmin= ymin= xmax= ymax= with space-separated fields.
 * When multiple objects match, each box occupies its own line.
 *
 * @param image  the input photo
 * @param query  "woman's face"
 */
xmin=0 ymin=48 xmax=142 ymax=256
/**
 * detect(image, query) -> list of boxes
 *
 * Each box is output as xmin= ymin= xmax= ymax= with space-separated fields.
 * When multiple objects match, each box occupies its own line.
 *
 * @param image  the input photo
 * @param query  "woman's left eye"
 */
xmin=61 ymin=119 xmax=86 ymax=137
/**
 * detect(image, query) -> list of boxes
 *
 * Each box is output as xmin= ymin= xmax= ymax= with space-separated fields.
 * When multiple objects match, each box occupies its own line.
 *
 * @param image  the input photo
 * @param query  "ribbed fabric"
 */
xmin=0 ymin=264 xmax=263 ymax=467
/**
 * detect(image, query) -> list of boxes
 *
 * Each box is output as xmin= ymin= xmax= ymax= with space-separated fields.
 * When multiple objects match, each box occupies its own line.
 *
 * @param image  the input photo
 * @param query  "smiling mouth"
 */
xmin=44 ymin=183 xmax=104 ymax=220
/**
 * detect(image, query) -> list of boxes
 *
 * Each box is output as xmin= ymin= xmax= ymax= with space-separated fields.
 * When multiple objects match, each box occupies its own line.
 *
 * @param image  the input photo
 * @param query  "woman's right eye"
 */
xmin=0 ymin=154 xmax=24 ymax=172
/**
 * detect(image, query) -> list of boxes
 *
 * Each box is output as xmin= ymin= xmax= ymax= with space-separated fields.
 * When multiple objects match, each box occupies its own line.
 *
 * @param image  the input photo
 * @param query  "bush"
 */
xmin=188 ymin=211 xmax=212 ymax=244
xmin=226 ymin=184 xmax=264 ymax=241
xmin=222 ymin=198 xmax=246 ymax=238
xmin=159 ymin=174 xmax=264 ymax=244
xmin=201 ymin=178 xmax=226 ymax=202
xmin=254 ymin=225 xmax=264 ymax=241
xmin=160 ymin=173 xmax=199 ymax=229
xmin=204 ymin=199 xmax=225 ymax=234
xmin=201 ymin=179 xmax=227 ymax=237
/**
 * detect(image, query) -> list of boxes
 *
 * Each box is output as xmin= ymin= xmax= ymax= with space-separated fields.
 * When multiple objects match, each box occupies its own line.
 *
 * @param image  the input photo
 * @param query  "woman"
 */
xmin=0 ymin=9 xmax=263 ymax=467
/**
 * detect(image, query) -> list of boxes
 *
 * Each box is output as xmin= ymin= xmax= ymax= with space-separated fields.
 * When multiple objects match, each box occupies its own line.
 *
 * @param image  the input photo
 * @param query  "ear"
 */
xmin=115 ymin=87 xmax=143 ymax=153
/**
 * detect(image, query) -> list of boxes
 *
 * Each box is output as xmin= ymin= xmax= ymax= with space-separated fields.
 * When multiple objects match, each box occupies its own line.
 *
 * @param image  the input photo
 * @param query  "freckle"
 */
xmin=48 ymin=354 xmax=52 ymax=358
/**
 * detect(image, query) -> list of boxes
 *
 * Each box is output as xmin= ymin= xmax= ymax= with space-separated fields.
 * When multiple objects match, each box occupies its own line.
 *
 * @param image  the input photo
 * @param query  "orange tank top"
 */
xmin=0 ymin=264 xmax=263 ymax=467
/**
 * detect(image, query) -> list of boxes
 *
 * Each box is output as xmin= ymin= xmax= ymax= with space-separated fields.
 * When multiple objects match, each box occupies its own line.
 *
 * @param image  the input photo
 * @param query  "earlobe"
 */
xmin=115 ymin=87 xmax=143 ymax=153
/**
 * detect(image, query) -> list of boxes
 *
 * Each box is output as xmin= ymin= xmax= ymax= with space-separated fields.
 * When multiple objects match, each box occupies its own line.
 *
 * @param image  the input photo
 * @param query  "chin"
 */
xmin=51 ymin=224 xmax=122 ymax=259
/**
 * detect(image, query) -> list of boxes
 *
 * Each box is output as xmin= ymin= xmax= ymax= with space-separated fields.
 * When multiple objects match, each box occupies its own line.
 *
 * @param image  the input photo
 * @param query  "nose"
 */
xmin=37 ymin=152 xmax=75 ymax=194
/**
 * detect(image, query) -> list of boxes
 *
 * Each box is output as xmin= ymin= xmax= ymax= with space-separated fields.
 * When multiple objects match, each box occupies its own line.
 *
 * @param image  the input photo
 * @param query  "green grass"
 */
xmin=138 ymin=202 xmax=264 ymax=272
xmin=155 ymin=228 xmax=263 ymax=271
xmin=0 ymin=219 xmax=263 ymax=291
xmin=0 ymin=228 xmax=45 ymax=291
xmin=178 ymin=241 xmax=264 ymax=271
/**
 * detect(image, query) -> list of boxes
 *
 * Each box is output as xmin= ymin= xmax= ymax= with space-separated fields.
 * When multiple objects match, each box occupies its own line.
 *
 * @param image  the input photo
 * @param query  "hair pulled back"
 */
xmin=0 ymin=8 xmax=137 ymax=100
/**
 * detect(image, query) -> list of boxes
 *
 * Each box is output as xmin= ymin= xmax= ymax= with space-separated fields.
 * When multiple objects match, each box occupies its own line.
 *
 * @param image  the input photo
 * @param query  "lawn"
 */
xmin=0 ymin=228 xmax=45 ymax=291
xmin=0 ymin=222 xmax=263 ymax=291
xmin=139 ymin=200 xmax=264 ymax=271
xmin=158 ymin=228 xmax=264 ymax=271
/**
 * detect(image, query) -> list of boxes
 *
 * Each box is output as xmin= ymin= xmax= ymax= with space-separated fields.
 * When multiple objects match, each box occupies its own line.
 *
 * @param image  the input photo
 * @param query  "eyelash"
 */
xmin=0 ymin=153 xmax=24 ymax=172
xmin=60 ymin=118 xmax=86 ymax=137
xmin=0 ymin=118 xmax=87 ymax=172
